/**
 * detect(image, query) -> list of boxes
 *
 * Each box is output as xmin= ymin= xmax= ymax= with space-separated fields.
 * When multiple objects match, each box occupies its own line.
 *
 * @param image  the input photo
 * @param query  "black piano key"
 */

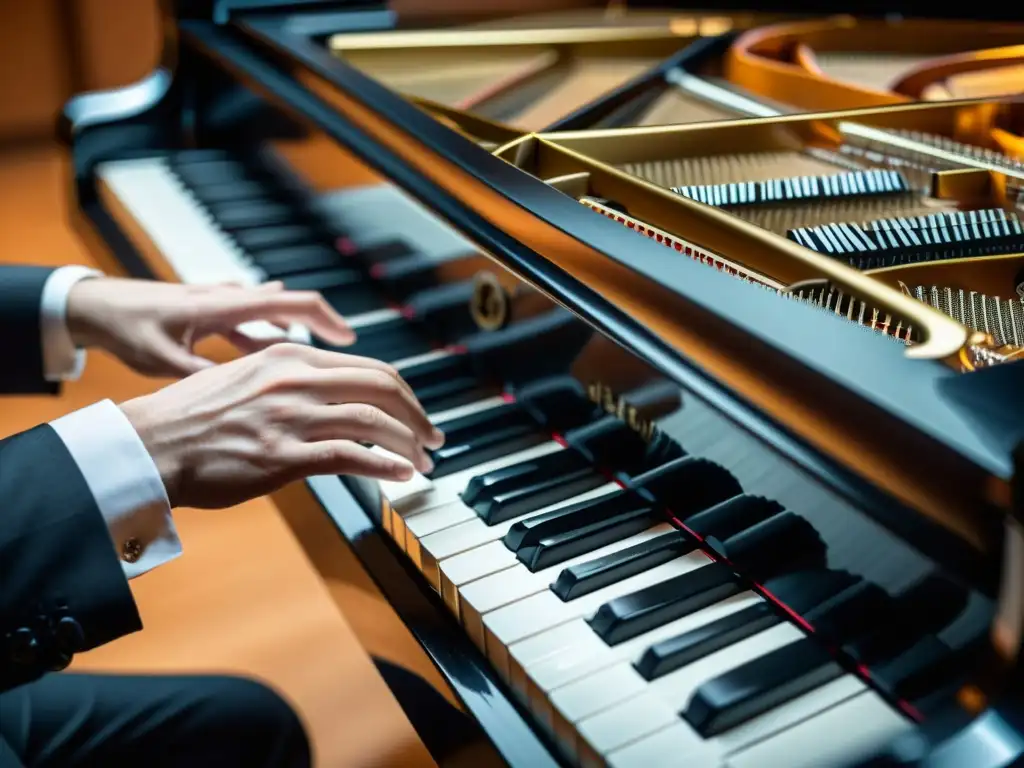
xmin=682 ymin=578 xmax=888 ymax=736
xmin=514 ymin=375 xmax=602 ymax=434
xmin=461 ymin=309 xmax=593 ymax=389
xmin=871 ymin=635 xmax=984 ymax=704
xmin=167 ymin=149 xmax=233 ymax=165
xmin=682 ymin=637 xmax=844 ymax=737
xmin=210 ymin=201 xmax=296 ymax=231
xmin=340 ymin=239 xmax=412 ymax=265
xmin=760 ymin=569 xmax=862 ymax=616
xmin=403 ymin=281 xmax=478 ymax=338
xmin=370 ymin=252 xmax=459 ymax=297
xmin=190 ymin=180 xmax=278 ymax=204
xmin=399 ymin=353 xmax=492 ymax=413
xmin=462 ymin=449 xmax=604 ymax=526
xmin=509 ymin=456 xmax=742 ymax=573
xmin=846 ymin=574 xmax=968 ymax=664
xmin=342 ymin=320 xmax=433 ymax=362
xmin=635 ymin=601 xmax=781 ymax=681
xmin=684 ymin=495 xmax=782 ymax=543
xmin=515 ymin=497 xmax=655 ymax=573
xmin=588 ymin=561 xmax=741 ymax=646
xmin=805 ymin=581 xmax=893 ymax=645
xmin=629 ymin=456 xmax=743 ymax=522
xmin=567 ymin=414 xmax=683 ymax=478
xmin=171 ymin=158 xmax=255 ymax=185
xmin=552 ymin=530 xmax=693 ymax=602
xmin=252 ymin=245 xmax=344 ymax=278
xmin=280 ymin=267 xmax=365 ymax=293
xmin=317 ymin=282 xmax=387 ymax=316
xmin=713 ymin=510 xmax=827 ymax=580
xmin=233 ymin=225 xmax=324 ymax=252
xmin=428 ymin=403 xmax=547 ymax=478
xmin=504 ymin=490 xmax=640 ymax=554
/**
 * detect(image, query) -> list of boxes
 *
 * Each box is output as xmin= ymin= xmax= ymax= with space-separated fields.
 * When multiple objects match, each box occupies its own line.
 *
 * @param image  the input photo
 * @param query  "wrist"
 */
xmin=120 ymin=395 xmax=182 ymax=508
xmin=66 ymin=276 xmax=110 ymax=349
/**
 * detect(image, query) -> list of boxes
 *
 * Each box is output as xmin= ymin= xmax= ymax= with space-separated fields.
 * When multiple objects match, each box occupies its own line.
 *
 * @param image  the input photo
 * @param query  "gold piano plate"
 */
xmin=493 ymin=97 xmax=1024 ymax=362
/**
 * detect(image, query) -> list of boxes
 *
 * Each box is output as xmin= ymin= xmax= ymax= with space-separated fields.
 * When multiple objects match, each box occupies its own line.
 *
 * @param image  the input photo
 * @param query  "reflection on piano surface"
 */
xmin=63 ymin=3 xmax=1024 ymax=767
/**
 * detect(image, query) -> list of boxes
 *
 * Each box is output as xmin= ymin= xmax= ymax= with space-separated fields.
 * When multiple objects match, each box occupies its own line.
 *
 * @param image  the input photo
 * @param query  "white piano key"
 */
xmin=377 ymin=396 xmax=509 ymax=533
xmin=458 ymin=523 xmax=676 ymax=651
xmin=514 ymin=591 xmax=762 ymax=718
xmin=724 ymin=690 xmax=913 ymax=768
xmin=346 ymin=307 xmax=403 ymax=330
xmin=434 ymin=484 xmax=622 ymax=616
xmin=393 ymin=348 xmax=455 ymax=371
xmin=483 ymin=553 xmax=710 ymax=676
xmin=569 ymin=624 xmax=805 ymax=762
xmin=97 ymin=158 xmax=263 ymax=286
xmin=605 ymin=676 xmax=868 ymax=768
xmin=399 ymin=442 xmax=564 ymax=543
xmin=426 ymin=395 xmax=508 ymax=424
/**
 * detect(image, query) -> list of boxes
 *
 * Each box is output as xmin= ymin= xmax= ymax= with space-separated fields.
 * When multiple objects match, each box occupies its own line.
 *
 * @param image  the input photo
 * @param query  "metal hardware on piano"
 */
xmin=61 ymin=3 xmax=1024 ymax=766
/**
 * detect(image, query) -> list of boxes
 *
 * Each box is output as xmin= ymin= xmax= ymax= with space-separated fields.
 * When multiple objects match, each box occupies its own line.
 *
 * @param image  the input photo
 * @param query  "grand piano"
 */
xmin=62 ymin=2 xmax=1024 ymax=766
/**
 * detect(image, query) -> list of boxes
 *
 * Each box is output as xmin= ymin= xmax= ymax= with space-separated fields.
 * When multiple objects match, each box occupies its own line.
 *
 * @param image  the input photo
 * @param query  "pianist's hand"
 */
xmin=119 ymin=343 xmax=445 ymax=509
xmin=66 ymin=277 xmax=355 ymax=377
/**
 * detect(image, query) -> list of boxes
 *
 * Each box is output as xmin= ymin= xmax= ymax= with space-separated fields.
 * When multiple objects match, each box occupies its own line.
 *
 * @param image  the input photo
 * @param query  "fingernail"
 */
xmin=429 ymin=428 xmax=445 ymax=448
xmin=419 ymin=454 xmax=435 ymax=475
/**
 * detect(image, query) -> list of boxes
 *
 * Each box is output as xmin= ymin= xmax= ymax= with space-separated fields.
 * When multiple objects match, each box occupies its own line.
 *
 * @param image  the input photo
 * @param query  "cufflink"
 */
xmin=121 ymin=537 xmax=144 ymax=564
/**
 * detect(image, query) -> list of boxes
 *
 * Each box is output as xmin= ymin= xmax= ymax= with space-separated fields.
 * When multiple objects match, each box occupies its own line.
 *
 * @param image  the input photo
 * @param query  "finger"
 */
xmin=210 ymin=291 xmax=355 ymax=346
xmin=147 ymin=331 xmax=216 ymax=376
xmin=311 ymin=367 xmax=443 ymax=449
xmin=190 ymin=281 xmax=245 ymax=293
xmin=289 ymin=346 xmax=424 ymax=406
xmin=288 ymin=439 xmax=415 ymax=482
xmin=306 ymin=403 xmax=433 ymax=473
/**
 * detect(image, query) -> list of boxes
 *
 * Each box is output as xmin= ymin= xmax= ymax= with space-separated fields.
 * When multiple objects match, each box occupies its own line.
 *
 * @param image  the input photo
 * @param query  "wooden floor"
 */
xmin=0 ymin=142 xmax=441 ymax=767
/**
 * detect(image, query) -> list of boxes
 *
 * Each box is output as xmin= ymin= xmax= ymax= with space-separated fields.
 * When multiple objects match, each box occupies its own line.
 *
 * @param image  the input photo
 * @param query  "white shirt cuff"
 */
xmin=50 ymin=399 xmax=182 ymax=580
xmin=41 ymin=266 xmax=102 ymax=382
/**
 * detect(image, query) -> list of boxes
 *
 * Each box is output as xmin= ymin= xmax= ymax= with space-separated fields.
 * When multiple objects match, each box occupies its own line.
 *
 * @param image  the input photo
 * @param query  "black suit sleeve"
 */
xmin=0 ymin=265 xmax=59 ymax=396
xmin=0 ymin=424 xmax=142 ymax=694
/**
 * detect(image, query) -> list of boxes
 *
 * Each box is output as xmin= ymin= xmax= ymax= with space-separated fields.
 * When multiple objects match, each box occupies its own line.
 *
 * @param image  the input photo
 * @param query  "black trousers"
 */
xmin=0 ymin=672 xmax=310 ymax=768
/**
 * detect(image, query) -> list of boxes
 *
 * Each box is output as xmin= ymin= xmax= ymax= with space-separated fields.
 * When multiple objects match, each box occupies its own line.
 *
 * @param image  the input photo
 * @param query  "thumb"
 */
xmin=147 ymin=331 xmax=216 ymax=377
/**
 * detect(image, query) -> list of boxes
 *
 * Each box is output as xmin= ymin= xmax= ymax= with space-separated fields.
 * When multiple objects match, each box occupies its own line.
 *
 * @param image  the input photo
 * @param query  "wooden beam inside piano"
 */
xmin=520 ymin=97 xmax=1024 ymax=364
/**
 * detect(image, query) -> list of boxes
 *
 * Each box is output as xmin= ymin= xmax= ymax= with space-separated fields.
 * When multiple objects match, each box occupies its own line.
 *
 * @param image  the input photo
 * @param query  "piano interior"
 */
xmin=502 ymin=99 xmax=1024 ymax=359
xmin=64 ymin=3 xmax=1024 ymax=768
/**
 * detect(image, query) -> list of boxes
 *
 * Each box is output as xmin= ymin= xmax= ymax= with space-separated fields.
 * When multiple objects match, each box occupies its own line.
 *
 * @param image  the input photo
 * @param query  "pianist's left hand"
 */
xmin=64 ymin=277 xmax=355 ymax=377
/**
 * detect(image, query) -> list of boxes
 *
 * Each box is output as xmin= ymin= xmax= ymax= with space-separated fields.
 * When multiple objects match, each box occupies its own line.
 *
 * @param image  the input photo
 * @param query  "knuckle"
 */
xmin=263 ymin=342 xmax=304 ymax=360
xmin=370 ymin=368 xmax=401 ymax=394
xmin=348 ymin=403 xmax=385 ymax=431
xmin=256 ymin=427 xmax=288 ymax=457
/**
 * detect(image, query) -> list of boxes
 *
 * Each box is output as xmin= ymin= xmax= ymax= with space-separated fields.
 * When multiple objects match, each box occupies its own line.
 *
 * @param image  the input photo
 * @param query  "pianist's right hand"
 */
xmin=119 ymin=342 xmax=445 ymax=509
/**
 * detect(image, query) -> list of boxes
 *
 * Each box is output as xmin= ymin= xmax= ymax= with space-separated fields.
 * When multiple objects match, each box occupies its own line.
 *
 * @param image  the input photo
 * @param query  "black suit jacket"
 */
xmin=0 ymin=265 xmax=142 ymax=694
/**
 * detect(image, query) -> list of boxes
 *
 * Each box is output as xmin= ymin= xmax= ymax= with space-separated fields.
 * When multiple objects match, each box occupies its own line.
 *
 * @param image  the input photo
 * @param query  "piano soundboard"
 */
xmin=63 ymin=3 xmax=1024 ymax=767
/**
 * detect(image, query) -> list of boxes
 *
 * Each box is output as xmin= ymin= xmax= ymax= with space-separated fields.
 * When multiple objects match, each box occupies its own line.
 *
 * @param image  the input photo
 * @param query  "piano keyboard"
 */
xmin=96 ymin=149 xmax=485 ymax=352
xmin=356 ymin=376 xmax=962 ymax=768
xmin=98 ymin=148 xmax=987 ymax=768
